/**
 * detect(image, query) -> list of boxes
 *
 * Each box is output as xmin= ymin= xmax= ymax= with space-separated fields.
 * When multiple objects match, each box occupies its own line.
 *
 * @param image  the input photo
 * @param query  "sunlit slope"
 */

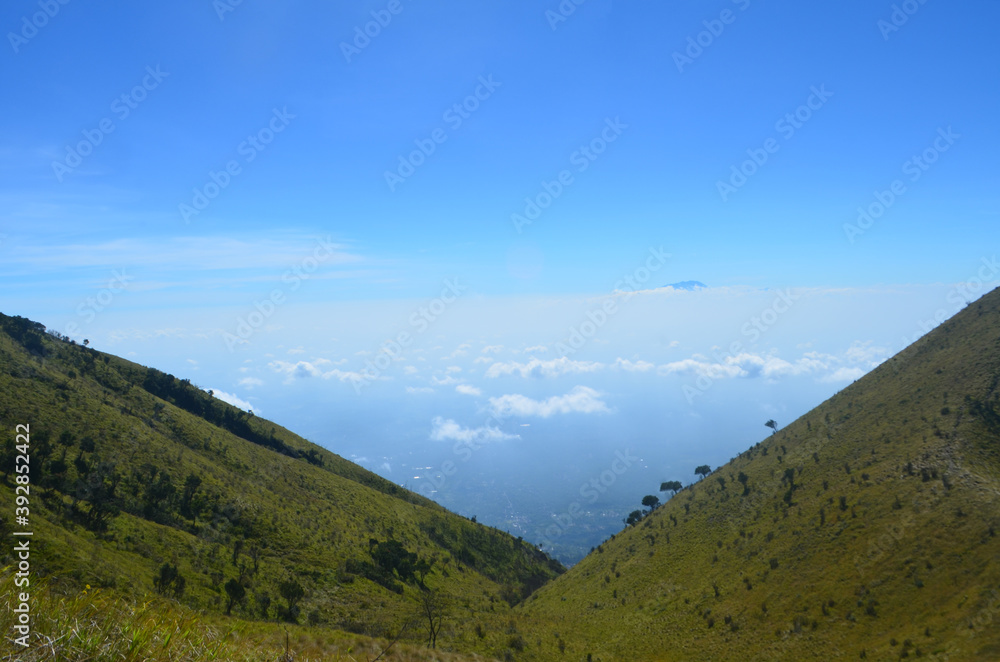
xmin=0 ymin=313 xmax=562 ymax=659
xmin=519 ymin=289 xmax=1000 ymax=661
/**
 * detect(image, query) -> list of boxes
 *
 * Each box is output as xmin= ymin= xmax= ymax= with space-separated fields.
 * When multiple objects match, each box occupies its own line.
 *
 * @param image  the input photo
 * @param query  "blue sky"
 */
xmin=2 ymin=0 xmax=999 ymax=561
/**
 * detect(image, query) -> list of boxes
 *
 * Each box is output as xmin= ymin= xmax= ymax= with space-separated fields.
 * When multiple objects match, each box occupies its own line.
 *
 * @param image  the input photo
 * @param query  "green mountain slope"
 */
xmin=0 ymin=313 xmax=563 ymax=659
xmin=519 ymin=288 xmax=1000 ymax=661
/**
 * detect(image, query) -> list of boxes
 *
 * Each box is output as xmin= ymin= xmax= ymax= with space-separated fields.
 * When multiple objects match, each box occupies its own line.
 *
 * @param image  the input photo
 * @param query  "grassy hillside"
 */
xmin=0 ymin=572 xmax=492 ymax=662
xmin=519 ymin=288 xmax=1000 ymax=661
xmin=0 ymin=313 xmax=562 ymax=660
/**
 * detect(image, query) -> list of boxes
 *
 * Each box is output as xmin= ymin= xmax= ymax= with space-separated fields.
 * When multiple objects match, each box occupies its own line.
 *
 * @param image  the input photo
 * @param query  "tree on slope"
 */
xmin=660 ymin=480 xmax=683 ymax=496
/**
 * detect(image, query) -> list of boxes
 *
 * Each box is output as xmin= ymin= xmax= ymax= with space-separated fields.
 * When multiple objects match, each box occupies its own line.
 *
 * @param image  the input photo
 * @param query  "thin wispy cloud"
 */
xmin=5 ymin=235 xmax=362 ymax=272
xmin=268 ymin=360 xmax=364 ymax=384
xmin=611 ymin=358 xmax=655 ymax=372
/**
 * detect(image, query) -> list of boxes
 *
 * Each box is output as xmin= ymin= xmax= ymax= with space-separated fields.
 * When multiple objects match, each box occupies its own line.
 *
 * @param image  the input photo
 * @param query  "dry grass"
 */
xmin=0 ymin=571 xmax=493 ymax=662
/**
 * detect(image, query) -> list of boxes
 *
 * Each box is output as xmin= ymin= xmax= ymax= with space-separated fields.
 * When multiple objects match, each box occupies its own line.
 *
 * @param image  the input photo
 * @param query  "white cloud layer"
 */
xmin=656 ymin=342 xmax=888 ymax=383
xmin=488 ymin=386 xmax=611 ymax=418
xmin=429 ymin=417 xmax=518 ymax=443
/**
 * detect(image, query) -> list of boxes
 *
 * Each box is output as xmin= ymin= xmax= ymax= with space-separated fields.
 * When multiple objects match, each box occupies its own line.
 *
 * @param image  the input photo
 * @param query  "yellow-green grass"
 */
xmin=0 ymin=571 xmax=498 ymax=661
xmin=517 ymin=290 xmax=1000 ymax=661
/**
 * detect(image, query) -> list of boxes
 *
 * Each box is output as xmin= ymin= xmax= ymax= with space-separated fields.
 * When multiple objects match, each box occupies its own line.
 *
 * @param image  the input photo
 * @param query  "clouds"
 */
xmin=265 ymin=337 xmax=883 ymax=400
xmin=485 ymin=357 xmax=603 ymax=379
xmin=429 ymin=417 xmax=518 ymax=443
xmin=485 ymin=353 xmax=823 ymax=381
xmin=844 ymin=341 xmax=891 ymax=366
xmin=611 ymin=358 xmax=655 ymax=372
xmin=658 ymin=357 xmax=745 ymax=380
xmin=443 ymin=344 xmax=471 ymax=359
xmin=821 ymin=367 xmax=866 ymax=383
xmin=10 ymin=235 xmax=362 ymax=272
xmin=488 ymin=386 xmax=611 ymax=418
xmin=656 ymin=342 xmax=887 ymax=384
xmin=268 ymin=359 xmax=364 ymax=384
xmin=207 ymin=388 xmax=255 ymax=412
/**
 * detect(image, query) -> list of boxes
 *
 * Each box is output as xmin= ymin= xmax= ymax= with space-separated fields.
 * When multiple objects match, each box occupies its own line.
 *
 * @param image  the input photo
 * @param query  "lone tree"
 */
xmin=660 ymin=480 xmax=683 ymax=496
xmin=765 ymin=419 xmax=778 ymax=435
xmin=369 ymin=538 xmax=431 ymax=585
xmin=641 ymin=495 xmax=660 ymax=511
xmin=738 ymin=471 xmax=750 ymax=495
xmin=224 ymin=578 xmax=246 ymax=616
xmin=625 ymin=510 xmax=643 ymax=526
xmin=419 ymin=588 xmax=448 ymax=649
xmin=153 ymin=563 xmax=185 ymax=598
xmin=695 ymin=465 xmax=712 ymax=481
xmin=279 ymin=579 xmax=305 ymax=623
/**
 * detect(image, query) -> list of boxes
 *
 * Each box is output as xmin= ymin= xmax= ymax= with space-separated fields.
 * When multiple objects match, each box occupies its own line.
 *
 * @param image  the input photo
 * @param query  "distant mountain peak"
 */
xmin=664 ymin=280 xmax=706 ymax=291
